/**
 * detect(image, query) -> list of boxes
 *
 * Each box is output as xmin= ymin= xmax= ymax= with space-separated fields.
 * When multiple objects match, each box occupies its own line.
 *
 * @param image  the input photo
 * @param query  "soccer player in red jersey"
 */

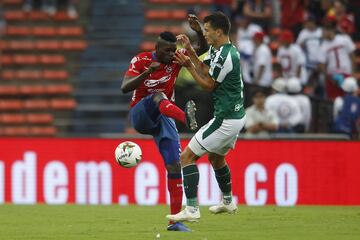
xmin=121 ymin=16 xmax=207 ymax=232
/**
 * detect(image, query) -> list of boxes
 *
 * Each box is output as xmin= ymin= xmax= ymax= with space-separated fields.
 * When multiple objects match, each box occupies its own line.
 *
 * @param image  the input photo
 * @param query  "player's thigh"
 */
xmin=130 ymin=95 xmax=160 ymax=134
xmin=189 ymin=117 xmax=246 ymax=156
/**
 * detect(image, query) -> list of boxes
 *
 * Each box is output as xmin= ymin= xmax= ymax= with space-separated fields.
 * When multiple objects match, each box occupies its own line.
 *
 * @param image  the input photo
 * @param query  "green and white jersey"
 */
xmin=203 ymin=43 xmax=245 ymax=119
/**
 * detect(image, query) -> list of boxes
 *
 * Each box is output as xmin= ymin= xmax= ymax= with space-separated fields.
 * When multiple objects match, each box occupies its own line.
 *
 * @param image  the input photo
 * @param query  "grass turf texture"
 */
xmin=0 ymin=205 xmax=359 ymax=240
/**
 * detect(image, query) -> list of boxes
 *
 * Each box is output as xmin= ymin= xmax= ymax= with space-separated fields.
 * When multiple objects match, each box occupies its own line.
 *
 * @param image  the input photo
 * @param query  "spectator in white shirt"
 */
xmin=252 ymin=31 xmax=272 ymax=87
xmin=297 ymin=15 xmax=322 ymax=71
xmin=245 ymin=88 xmax=279 ymax=137
xmin=287 ymin=77 xmax=312 ymax=132
xmin=319 ymin=22 xmax=356 ymax=100
xmin=265 ymin=78 xmax=303 ymax=133
xmin=296 ymin=15 xmax=322 ymax=96
xmin=277 ymin=30 xmax=307 ymax=85
xmin=234 ymin=16 xmax=263 ymax=84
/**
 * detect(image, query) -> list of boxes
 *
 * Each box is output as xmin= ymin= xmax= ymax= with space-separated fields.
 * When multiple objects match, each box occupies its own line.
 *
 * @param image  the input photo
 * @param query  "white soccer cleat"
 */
xmin=209 ymin=201 xmax=238 ymax=214
xmin=166 ymin=206 xmax=200 ymax=222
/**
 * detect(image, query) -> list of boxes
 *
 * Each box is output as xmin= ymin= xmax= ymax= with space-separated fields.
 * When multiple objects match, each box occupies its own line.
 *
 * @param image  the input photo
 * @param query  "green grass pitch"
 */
xmin=0 ymin=205 xmax=359 ymax=240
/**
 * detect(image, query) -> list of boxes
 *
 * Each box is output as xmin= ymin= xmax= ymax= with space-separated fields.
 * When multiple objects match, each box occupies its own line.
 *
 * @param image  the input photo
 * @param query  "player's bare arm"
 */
xmin=188 ymin=14 xmax=209 ymax=56
xmin=175 ymin=50 xmax=216 ymax=91
xmin=121 ymin=62 xmax=160 ymax=93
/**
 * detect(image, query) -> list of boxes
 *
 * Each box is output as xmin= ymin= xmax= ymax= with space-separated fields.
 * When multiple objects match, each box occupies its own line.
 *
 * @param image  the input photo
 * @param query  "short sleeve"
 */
xmin=125 ymin=55 xmax=145 ymax=77
xmin=344 ymin=35 xmax=356 ymax=53
xmin=209 ymin=48 xmax=233 ymax=83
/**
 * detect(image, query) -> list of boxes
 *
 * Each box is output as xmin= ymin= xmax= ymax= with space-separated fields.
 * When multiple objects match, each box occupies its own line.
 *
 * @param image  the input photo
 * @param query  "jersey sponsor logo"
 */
xmin=147 ymin=88 xmax=165 ymax=93
xmin=234 ymin=104 xmax=242 ymax=112
xmin=144 ymin=75 xmax=171 ymax=87
xmin=165 ymin=66 xmax=173 ymax=73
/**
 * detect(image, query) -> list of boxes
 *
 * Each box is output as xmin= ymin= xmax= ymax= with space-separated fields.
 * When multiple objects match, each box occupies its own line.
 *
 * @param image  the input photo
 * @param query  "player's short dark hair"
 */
xmin=159 ymin=31 xmax=177 ymax=43
xmin=204 ymin=11 xmax=231 ymax=35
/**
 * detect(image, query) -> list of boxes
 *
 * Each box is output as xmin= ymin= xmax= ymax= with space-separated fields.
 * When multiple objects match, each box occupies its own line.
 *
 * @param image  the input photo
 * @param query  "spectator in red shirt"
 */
xmin=280 ymin=0 xmax=306 ymax=37
xmin=243 ymin=0 xmax=272 ymax=32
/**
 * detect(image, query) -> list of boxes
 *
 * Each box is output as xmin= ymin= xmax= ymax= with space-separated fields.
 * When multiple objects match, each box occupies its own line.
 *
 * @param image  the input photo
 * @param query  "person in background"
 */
xmin=212 ymin=0 xmax=238 ymax=18
xmin=296 ymin=14 xmax=322 ymax=97
xmin=245 ymin=88 xmax=278 ymax=137
xmin=252 ymin=31 xmax=272 ymax=88
xmin=327 ymin=0 xmax=355 ymax=36
xmin=277 ymin=30 xmax=307 ymax=85
xmin=287 ymin=77 xmax=312 ymax=132
xmin=234 ymin=15 xmax=263 ymax=85
xmin=243 ymin=0 xmax=272 ymax=32
xmin=265 ymin=78 xmax=303 ymax=133
xmin=318 ymin=21 xmax=356 ymax=100
xmin=333 ymin=77 xmax=360 ymax=138
xmin=279 ymin=0 xmax=306 ymax=37
xmin=23 ymin=0 xmax=78 ymax=18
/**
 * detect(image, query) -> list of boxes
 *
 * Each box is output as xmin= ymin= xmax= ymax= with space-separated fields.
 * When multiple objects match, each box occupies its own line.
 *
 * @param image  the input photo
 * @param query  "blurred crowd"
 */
xmin=23 ymin=0 xmax=78 ymax=18
xmin=177 ymin=0 xmax=360 ymax=139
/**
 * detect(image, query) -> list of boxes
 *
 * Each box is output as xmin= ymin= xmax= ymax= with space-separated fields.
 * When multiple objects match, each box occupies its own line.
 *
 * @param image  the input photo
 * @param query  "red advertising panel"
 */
xmin=0 ymin=138 xmax=359 ymax=205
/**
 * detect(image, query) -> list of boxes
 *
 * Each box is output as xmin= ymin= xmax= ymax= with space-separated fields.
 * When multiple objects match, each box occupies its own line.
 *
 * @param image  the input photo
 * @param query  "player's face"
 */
xmin=156 ymin=42 xmax=177 ymax=64
xmin=204 ymin=22 xmax=218 ymax=45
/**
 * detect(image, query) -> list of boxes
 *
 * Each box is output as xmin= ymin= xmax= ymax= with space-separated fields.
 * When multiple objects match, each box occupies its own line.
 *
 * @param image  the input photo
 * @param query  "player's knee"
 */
xmin=208 ymin=154 xmax=226 ymax=169
xmin=152 ymin=92 xmax=167 ymax=106
xmin=165 ymin=162 xmax=181 ymax=174
xmin=180 ymin=147 xmax=197 ymax=166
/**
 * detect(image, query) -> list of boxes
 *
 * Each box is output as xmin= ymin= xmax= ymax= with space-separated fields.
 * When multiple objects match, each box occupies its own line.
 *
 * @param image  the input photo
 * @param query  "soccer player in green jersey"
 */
xmin=167 ymin=12 xmax=246 ymax=222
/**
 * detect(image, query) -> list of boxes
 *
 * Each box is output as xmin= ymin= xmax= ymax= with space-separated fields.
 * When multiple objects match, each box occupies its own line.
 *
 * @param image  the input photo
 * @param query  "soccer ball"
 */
xmin=115 ymin=141 xmax=142 ymax=168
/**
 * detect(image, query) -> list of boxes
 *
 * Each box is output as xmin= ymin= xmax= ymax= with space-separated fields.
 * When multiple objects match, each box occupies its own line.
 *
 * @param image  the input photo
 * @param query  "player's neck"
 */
xmin=214 ymin=36 xmax=230 ymax=49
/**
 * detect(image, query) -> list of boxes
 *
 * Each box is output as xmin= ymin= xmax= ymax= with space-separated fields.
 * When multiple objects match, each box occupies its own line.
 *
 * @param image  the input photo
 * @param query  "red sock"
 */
xmin=159 ymin=100 xmax=185 ymax=124
xmin=168 ymin=177 xmax=183 ymax=224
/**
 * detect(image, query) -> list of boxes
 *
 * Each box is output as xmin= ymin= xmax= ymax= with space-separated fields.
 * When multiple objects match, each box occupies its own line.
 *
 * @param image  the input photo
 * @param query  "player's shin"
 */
xmin=214 ymin=165 xmax=233 ymax=204
xmin=167 ymin=173 xmax=183 ymax=218
xmin=182 ymin=164 xmax=199 ymax=207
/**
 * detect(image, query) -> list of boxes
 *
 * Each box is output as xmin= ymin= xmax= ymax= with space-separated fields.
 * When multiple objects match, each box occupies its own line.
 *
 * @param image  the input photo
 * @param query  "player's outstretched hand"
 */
xmin=147 ymin=62 xmax=160 ymax=74
xmin=188 ymin=14 xmax=202 ymax=32
xmin=174 ymin=50 xmax=193 ymax=68
xmin=177 ymin=34 xmax=196 ymax=56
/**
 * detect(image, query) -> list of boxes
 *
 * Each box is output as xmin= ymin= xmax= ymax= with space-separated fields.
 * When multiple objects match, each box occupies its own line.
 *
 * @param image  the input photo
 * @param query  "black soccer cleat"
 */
xmin=185 ymin=100 xmax=198 ymax=131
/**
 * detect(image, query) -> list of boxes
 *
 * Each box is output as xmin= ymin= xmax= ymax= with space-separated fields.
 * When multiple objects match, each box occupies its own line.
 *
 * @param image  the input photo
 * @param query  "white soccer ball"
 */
xmin=115 ymin=141 xmax=142 ymax=168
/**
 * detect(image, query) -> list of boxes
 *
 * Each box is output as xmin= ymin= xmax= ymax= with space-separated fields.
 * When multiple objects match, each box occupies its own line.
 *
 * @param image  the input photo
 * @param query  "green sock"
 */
xmin=214 ymin=165 xmax=232 ymax=204
xmin=183 ymin=164 xmax=199 ymax=207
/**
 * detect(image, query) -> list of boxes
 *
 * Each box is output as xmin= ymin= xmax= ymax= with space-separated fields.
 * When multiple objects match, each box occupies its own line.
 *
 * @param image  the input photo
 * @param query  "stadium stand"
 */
xmin=68 ymin=0 xmax=144 ymax=136
xmin=0 ymin=0 xmax=85 ymax=136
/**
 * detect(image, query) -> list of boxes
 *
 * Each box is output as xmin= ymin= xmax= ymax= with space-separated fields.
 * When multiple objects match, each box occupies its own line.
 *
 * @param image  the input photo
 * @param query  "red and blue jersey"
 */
xmin=125 ymin=51 xmax=182 ymax=107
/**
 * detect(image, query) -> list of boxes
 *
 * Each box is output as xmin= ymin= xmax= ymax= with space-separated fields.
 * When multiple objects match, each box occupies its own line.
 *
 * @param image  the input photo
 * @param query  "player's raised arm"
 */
xmin=175 ymin=50 xmax=216 ymax=91
xmin=177 ymin=34 xmax=210 ymax=77
xmin=188 ymin=14 xmax=209 ymax=56
xmin=121 ymin=62 xmax=160 ymax=93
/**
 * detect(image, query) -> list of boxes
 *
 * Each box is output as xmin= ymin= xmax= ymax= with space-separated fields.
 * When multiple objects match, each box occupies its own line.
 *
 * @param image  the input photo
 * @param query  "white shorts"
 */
xmin=188 ymin=117 xmax=246 ymax=156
